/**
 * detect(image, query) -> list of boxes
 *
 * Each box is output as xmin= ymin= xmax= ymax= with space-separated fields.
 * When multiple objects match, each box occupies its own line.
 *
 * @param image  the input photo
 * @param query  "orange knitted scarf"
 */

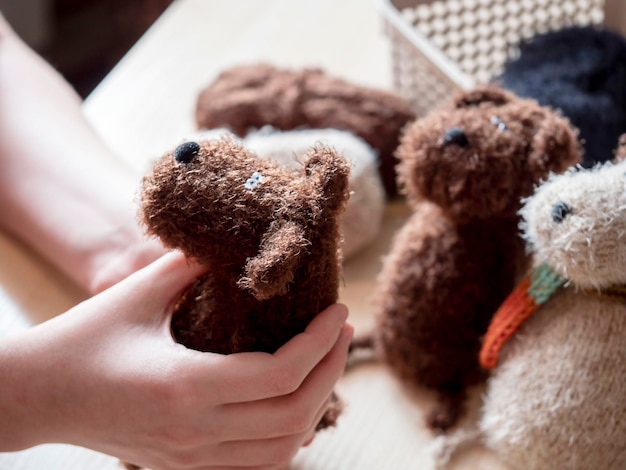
xmin=480 ymin=264 xmax=626 ymax=369
xmin=480 ymin=263 xmax=565 ymax=369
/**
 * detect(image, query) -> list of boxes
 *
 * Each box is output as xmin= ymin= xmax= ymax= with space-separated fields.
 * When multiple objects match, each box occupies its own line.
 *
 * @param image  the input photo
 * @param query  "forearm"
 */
xmin=0 ymin=15 xmax=164 ymax=293
xmin=0 ymin=329 xmax=57 ymax=450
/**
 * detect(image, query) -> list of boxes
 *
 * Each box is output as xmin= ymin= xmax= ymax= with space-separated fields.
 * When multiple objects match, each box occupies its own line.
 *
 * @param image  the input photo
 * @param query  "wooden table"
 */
xmin=0 ymin=0 xmax=507 ymax=468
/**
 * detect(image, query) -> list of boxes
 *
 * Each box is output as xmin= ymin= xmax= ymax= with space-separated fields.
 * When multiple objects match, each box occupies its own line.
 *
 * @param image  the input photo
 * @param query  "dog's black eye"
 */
xmin=174 ymin=141 xmax=201 ymax=163
xmin=551 ymin=201 xmax=573 ymax=223
xmin=490 ymin=115 xmax=508 ymax=131
xmin=441 ymin=126 xmax=469 ymax=147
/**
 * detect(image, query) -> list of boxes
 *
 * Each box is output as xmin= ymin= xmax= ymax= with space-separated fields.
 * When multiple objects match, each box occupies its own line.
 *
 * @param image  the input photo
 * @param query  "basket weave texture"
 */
xmin=381 ymin=0 xmax=606 ymax=116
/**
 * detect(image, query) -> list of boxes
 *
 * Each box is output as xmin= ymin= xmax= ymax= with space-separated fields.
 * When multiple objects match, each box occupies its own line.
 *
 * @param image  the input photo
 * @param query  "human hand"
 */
xmin=88 ymin=235 xmax=169 ymax=294
xmin=0 ymin=252 xmax=352 ymax=470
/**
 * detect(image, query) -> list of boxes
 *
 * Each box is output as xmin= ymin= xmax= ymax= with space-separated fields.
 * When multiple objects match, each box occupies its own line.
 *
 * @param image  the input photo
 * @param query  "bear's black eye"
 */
xmin=490 ymin=115 xmax=508 ymax=131
xmin=551 ymin=201 xmax=573 ymax=223
xmin=441 ymin=126 xmax=469 ymax=147
xmin=174 ymin=141 xmax=201 ymax=163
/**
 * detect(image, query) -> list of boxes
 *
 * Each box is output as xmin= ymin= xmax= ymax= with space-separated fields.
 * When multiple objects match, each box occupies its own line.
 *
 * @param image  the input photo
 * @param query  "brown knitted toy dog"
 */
xmin=475 ymin=136 xmax=626 ymax=470
xmin=139 ymin=137 xmax=349 ymax=423
xmin=359 ymin=86 xmax=581 ymax=432
xmin=195 ymin=63 xmax=415 ymax=197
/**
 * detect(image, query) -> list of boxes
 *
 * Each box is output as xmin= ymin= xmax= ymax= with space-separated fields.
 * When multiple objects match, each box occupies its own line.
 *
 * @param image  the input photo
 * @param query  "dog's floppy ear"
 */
xmin=452 ymin=85 xmax=514 ymax=109
xmin=237 ymin=220 xmax=310 ymax=300
xmin=527 ymin=111 xmax=581 ymax=181
xmin=613 ymin=134 xmax=626 ymax=162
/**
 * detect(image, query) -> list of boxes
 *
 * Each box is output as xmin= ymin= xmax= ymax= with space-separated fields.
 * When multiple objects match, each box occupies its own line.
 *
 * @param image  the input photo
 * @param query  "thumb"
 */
xmin=119 ymin=251 xmax=207 ymax=309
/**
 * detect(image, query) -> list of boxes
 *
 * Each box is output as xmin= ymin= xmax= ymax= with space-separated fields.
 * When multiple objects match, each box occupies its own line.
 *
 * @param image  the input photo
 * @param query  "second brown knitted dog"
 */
xmin=139 ymin=137 xmax=349 ymax=428
xmin=366 ymin=86 xmax=581 ymax=432
xmin=195 ymin=63 xmax=415 ymax=197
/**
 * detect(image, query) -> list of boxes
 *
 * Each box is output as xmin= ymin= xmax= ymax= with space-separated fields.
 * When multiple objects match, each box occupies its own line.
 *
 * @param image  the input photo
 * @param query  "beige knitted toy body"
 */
xmin=478 ymin=139 xmax=626 ymax=470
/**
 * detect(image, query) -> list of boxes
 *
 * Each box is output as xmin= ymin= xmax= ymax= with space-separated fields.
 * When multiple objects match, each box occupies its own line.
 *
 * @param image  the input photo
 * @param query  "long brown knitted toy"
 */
xmin=137 ymin=137 xmax=349 ymax=434
xmin=356 ymin=86 xmax=581 ymax=432
xmin=475 ymin=136 xmax=626 ymax=470
xmin=194 ymin=63 xmax=415 ymax=197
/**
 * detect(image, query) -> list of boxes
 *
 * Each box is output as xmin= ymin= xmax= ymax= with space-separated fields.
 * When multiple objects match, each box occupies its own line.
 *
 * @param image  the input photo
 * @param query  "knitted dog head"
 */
xmin=195 ymin=63 xmax=415 ymax=197
xmin=193 ymin=126 xmax=386 ymax=260
xmin=368 ymin=85 xmax=581 ymax=432
xmin=397 ymin=86 xmax=580 ymax=222
xmin=138 ymin=138 xmax=349 ymax=433
xmin=478 ymin=137 xmax=626 ymax=469
xmin=141 ymin=138 xmax=349 ymax=298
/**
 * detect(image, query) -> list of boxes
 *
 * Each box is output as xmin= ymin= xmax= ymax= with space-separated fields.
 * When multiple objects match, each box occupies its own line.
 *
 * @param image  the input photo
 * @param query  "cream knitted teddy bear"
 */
xmin=475 ymin=136 xmax=626 ymax=469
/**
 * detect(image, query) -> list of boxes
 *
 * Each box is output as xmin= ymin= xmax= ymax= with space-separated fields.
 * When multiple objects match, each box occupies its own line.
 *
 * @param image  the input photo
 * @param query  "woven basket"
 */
xmin=380 ymin=0 xmax=621 ymax=117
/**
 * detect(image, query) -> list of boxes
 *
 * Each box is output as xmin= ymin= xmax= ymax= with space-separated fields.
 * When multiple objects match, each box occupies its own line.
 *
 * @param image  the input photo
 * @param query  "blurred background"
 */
xmin=0 ymin=0 xmax=174 ymax=97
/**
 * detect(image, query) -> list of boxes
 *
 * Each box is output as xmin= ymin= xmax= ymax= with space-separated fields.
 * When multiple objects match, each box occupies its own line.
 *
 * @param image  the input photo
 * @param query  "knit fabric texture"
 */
xmin=139 ymin=137 xmax=350 ymax=430
xmin=371 ymin=86 xmax=581 ymax=431
xmin=192 ymin=126 xmax=385 ymax=260
xmin=479 ymin=263 xmax=565 ymax=369
xmin=194 ymin=63 xmax=415 ymax=197
xmin=480 ymin=147 xmax=626 ymax=470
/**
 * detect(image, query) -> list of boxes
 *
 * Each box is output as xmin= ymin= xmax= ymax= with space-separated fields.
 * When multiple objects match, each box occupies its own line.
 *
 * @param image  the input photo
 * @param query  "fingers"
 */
xmin=135 ymin=251 xmax=206 ymax=302
xmin=107 ymin=251 xmax=205 ymax=309
xmin=177 ymin=394 xmax=336 ymax=469
xmin=214 ymin=323 xmax=353 ymax=441
xmin=196 ymin=303 xmax=349 ymax=404
xmin=163 ymin=426 xmax=316 ymax=469
xmin=83 ymin=251 xmax=206 ymax=328
xmin=89 ymin=238 xmax=170 ymax=294
xmin=185 ymin=466 xmax=281 ymax=470
xmin=202 ymin=434 xmax=303 ymax=468
xmin=160 ymin=401 xmax=326 ymax=470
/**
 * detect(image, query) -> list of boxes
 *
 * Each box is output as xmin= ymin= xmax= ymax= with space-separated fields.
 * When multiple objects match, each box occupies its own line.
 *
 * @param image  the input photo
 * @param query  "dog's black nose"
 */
xmin=174 ymin=141 xmax=201 ymax=163
xmin=442 ymin=126 xmax=469 ymax=147
xmin=551 ymin=201 xmax=573 ymax=223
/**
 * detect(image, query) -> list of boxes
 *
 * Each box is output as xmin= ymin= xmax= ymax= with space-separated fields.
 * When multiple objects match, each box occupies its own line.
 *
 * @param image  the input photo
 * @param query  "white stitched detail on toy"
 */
xmin=245 ymin=171 xmax=265 ymax=190
xmin=490 ymin=115 xmax=508 ymax=132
